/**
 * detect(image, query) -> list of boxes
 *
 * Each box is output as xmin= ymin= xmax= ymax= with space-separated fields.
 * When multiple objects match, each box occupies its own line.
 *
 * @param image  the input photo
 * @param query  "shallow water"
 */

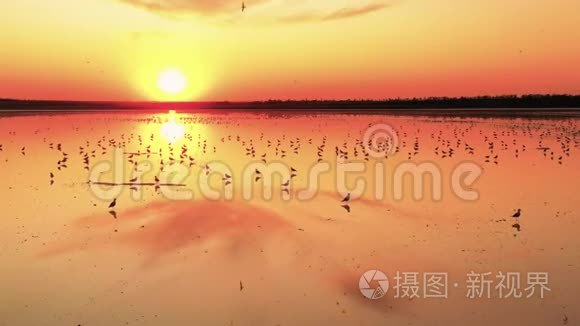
xmin=0 ymin=111 xmax=578 ymax=326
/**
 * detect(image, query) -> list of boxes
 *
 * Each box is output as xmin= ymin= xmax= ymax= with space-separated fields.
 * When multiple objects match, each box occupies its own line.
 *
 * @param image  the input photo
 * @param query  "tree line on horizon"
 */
xmin=258 ymin=94 xmax=580 ymax=108
xmin=1 ymin=94 xmax=579 ymax=109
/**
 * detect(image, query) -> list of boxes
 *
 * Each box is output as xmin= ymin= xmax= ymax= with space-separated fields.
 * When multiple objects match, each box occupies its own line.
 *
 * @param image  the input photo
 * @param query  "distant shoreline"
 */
xmin=1 ymin=95 xmax=579 ymax=118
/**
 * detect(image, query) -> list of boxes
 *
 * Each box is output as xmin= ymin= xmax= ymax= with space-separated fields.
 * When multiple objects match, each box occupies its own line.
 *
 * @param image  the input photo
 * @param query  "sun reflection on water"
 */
xmin=161 ymin=110 xmax=185 ymax=143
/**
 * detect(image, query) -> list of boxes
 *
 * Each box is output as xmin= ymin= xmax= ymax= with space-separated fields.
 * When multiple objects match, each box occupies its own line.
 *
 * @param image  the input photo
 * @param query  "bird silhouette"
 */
xmin=108 ymin=198 xmax=117 ymax=209
xmin=341 ymin=193 xmax=351 ymax=203
xmin=241 ymin=2 xmax=246 ymax=12
xmin=511 ymin=209 xmax=521 ymax=231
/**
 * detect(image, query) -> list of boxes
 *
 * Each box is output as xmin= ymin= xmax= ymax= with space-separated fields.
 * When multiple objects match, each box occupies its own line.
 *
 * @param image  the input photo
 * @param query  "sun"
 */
xmin=158 ymin=69 xmax=187 ymax=94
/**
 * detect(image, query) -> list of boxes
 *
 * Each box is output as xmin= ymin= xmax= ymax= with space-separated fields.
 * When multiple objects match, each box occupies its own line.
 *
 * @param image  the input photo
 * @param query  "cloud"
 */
xmin=278 ymin=2 xmax=394 ymax=24
xmin=277 ymin=13 xmax=319 ymax=24
xmin=117 ymin=0 xmax=248 ymax=15
xmin=40 ymin=200 xmax=291 ymax=266
xmin=116 ymin=0 xmax=394 ymax=23
xmin=323 ymin=3 xmax=390 ymax=21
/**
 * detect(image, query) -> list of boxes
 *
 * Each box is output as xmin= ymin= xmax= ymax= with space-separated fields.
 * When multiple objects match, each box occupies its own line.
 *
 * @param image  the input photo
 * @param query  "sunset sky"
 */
xmin=1 ymin=0 xmax=579 ymax=101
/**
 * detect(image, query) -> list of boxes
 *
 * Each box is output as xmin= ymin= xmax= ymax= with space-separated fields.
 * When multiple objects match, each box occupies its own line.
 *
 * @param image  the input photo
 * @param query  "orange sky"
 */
xmin=1 ymin=0 xmax=579 ymax=101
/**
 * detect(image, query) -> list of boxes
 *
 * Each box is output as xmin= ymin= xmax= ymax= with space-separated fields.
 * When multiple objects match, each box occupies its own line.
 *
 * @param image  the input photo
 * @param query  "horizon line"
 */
xmin=2 ymin=93 xmax=580 ymax=104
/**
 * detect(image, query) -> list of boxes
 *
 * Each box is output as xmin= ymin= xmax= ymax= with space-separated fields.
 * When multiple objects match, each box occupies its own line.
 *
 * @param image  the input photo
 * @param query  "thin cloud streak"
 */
xmin=278 ymin=2 xmax=395 ymax=24
xmin=117 ymin=0 xmax=252 ymax=15
xmin=323 ymin=3 xmax=391 ymax=21
xmin=116 ymin=0 xmax=393 ymax=23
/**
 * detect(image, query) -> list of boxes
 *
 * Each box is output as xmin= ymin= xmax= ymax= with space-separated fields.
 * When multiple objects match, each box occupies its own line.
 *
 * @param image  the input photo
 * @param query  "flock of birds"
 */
xmin=1 ymin=115 xmax=578 ymax=230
